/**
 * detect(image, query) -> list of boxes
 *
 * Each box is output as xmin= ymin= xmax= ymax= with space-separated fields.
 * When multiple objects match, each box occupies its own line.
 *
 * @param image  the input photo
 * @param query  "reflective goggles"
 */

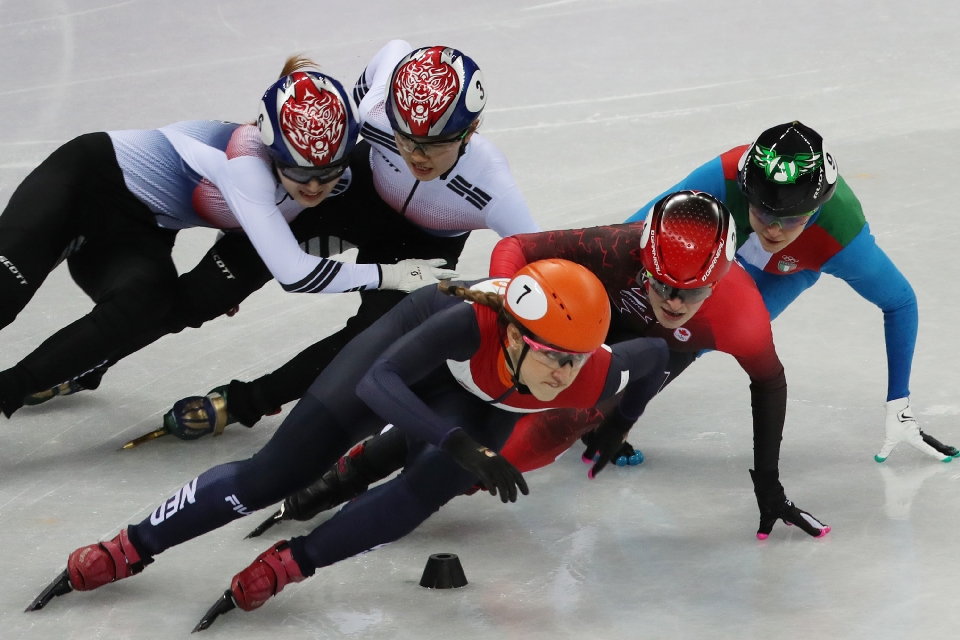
xmin=749 ymin=205 xmax=815 ymax=231
xmin=276 ymin=161 xmax=347 ymax=185
xmin=394 ymin=128 xmax=469 ymax=158
xmin=645 ymin=271 xmax=714 ymax=304
xmin=522 ymin=334 xmax=594 ymax=369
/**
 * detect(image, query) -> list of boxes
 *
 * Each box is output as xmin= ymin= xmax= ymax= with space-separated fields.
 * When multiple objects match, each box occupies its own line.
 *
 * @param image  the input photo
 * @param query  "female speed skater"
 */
xmin=624 ymin=120 xmax=956 ymax=463
xmin=246 ymin=191 xmax=830 ymax=543
xmin=27 ymin=260 xmax=670 ymax=633
xmin=0 ymin=58 xmax=458 ymax=419
xmin=111 ymin=39 xmax=541 ymax=445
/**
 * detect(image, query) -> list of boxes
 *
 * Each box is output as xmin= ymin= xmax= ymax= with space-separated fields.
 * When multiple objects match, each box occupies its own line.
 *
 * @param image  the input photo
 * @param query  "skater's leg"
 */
xmin=244 ymin=425 xmax=411 ymax=538
xmin=128 ymin=394 xmax=377 ymax=558
xmin=100 ymin=230 xmax=272 ymax=371
xmin=168 ymin=231 xmax=273 ymax=331
xmin=49 ymin=293 xmax=444 ymax=600
xmin=0 ymin=131 xmax=186 ymax=414
xmin=0 ymin=134 xmax=106 ymax=329
xmin=130 ymin=292 xmax=446 ymax=552
xmin=288 ymin=390 xmax=517 ymax=573
xmin=0 ymin=226 xmax=178 ymax=415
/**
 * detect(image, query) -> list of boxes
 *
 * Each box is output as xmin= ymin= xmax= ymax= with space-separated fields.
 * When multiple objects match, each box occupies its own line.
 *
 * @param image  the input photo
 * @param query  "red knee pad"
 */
xmin=230 ymin=541 xmax=305 ymax=612
xmin=67 ymin=529 xmax=143 ymax=591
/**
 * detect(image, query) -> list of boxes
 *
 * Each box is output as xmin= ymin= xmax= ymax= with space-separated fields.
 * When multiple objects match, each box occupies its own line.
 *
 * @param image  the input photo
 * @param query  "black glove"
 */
xmin=749 ymin=469 xmax=830 ymax=539
xmin=582 ymin=409 xmax=634 ymax=479
xmin=441 ymin=430 xmax=529 ymax=503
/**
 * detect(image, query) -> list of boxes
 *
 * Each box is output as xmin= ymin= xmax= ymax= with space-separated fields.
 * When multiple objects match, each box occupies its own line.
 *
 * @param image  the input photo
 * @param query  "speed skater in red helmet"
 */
xmin=247 ymin=191 xmax=829 ymax=543
xmin=28 ymin=261 xmax=668 ymax=631
xmin=625 ymin=120 xmax=956 ymax=463
xmin=637 ymin=190 xmax=736 ymax=329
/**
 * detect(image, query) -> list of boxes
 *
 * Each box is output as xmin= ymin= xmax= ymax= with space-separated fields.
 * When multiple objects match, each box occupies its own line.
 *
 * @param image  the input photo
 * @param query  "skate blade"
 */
xmin=920 ymin=431 xmax=960 ymax=458
xmin=25 ymin=569 xmax=73 ymax=611
xmin=192 ymin=589 xmax=236 ymax=633
xmin=121 ymin=428 xmax=170 ymax=450
xmin=245 ymin=509 xmax=284 ymax=539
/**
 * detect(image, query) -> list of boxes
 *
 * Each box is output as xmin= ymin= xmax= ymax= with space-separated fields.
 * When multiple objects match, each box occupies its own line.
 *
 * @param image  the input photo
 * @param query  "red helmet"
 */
xmin=639 ymin=191 xmax=736 ymax=288
xmin=503 ymin=259 xmax=610 ymax=353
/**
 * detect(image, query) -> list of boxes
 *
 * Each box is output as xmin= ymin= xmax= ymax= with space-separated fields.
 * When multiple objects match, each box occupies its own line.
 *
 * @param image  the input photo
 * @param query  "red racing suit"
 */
xmin=489 ymin=223 xmax=786 ymax=473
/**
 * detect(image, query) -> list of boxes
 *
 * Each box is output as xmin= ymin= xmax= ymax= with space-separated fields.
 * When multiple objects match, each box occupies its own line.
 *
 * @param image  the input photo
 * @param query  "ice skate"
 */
xmin=244 ymin=443 xmax=376 ymax=538
xmin=192 ymin=541 xmax=304 ymax=632
xmin=192 ymin=590 xmax=236 ymax=633
xmin=245 ymin=504 xmax=287 ymax=539
xmin=123 ymin=385 xmax=237 ymax=449
xmin=26 ymin=529 xmax=147 ymax=611
xmin=23 ymin=380 xmax=86 ymax=406
xmin=25 ymin=569 xmax=72 ymax=611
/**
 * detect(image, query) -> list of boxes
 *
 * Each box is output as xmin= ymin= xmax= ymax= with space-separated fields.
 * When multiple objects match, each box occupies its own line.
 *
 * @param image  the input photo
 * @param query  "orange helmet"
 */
xmin=503 ymin=259 xmax=610 ymax=353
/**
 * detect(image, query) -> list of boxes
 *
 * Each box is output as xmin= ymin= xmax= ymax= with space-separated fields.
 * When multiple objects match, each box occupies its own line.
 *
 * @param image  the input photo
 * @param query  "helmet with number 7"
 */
xmin=257 ymin=71 xmax=360 ymax=168
xmin=503 ymin=259 xmax=611 ymax=354
xmin=737 ymin=120 xmax=839 ymax=217
xmin=639 ymin=191 xmax=736 ymax=288
xmin=386 ymin=46 xmax=486 ymax=139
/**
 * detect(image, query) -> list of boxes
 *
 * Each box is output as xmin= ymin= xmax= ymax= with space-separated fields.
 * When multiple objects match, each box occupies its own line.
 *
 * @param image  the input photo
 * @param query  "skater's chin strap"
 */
xmin=439 ymin=140 xmax=468 ymax=181
xmin=439 ymin=122 xmax=476 ymax=181
xmin=499 ymin=331 xmax=532 ymax=396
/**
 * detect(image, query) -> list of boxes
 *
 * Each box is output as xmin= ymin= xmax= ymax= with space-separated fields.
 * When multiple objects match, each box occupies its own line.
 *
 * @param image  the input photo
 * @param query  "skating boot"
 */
xmin=246 ymin=442 xmax=377 ymax=538
xmin=123 ymin=385 xmax=241 ymax=449
xmin=192 ymin=541 xmax=305 ymax=632
xmin=163 ymin=385 xmax=237 ymax=439
xmin=26 ymin=529 xmax=149 ymax=611
xmin=24 ymin=380 xmax=86 ymax=407
xmin=23 ymin=364 xmax=109 ymax=407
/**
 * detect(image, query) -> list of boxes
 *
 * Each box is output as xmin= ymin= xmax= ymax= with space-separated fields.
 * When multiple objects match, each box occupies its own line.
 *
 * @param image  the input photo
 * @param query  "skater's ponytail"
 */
xmin=278 ymin=54 xmax=321 ymax=78
xmin=439 ymin=280 xmax=504 ymax=313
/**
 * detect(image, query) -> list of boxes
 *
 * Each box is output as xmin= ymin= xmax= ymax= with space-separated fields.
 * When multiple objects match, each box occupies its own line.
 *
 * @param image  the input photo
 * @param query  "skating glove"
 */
xmin=875 ymin=397 xmax=955 ymax=463
xmin=749 ymin=469 xmax=830 ymax=540
xmin=441 ymin=429 xmax=529 ymax=503
xmin=581 ymin=432 xmax=643 ymax=467
xmin=583 ymin=409 xmax=634 ymax=479
xmin=378 ymin=259 xmax=459 ymax=292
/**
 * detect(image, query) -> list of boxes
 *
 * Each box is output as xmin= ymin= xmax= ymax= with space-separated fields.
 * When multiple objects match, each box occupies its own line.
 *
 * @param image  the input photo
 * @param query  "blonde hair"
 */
xmin=278 ymin=54 xmax=320 ymax=78
xmin=439 ymin=280 xmax=504 ymax=313
xmin=249 ymin=56 xmax=324 ymax=127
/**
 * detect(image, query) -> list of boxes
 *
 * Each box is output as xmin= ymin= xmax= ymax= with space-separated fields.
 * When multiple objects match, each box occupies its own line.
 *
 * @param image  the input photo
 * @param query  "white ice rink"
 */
xmin=2 ymin=1 xmax=960 ymax=638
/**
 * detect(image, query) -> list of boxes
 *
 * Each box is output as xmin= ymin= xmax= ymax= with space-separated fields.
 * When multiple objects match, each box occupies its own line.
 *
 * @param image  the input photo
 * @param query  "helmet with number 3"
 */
xmin=504 ymin=260 xmax=610 ymax=354
xmin=386 ymin=46 xmax=486 ymax=139
xmin=257 ymin=71 xmax=360 ymax=168
xmin=737 ymin=121 xmax=838 ymax=217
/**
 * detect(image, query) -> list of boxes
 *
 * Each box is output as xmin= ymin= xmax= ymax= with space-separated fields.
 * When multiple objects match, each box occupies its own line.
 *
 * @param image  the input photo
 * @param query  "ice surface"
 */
xmin=2 ymin=1 xmax=960 ymax=638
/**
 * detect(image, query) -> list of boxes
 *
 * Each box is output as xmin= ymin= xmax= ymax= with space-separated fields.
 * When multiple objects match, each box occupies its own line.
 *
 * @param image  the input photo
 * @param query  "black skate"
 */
xmin=192 ymin=590 xmax=236 ymax=633
xmin=24 ymin=364 xmax=109 ymax=407
xmin=920 ymin=430 xmax=960 ymax=458
xmin=244 ymin=448 xmax=374 ymax=538
xmin=24 ymin=381 xmax=85 ymax=407
xmin=25 ymin=569 xmax=73 ymax=611
xmin=245 ymin=504 xmax=288 ymax=539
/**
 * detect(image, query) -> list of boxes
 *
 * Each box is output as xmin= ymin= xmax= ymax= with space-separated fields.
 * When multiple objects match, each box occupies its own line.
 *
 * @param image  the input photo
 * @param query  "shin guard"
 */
xmin=67 ymin=529 xmax=147 ymax=591
xmin=230 ymin=541 xmax=305 ymax=611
